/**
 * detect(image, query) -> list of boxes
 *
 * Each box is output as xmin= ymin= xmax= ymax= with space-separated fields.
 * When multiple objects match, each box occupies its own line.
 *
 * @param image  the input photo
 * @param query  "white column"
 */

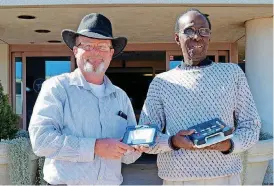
xmin=245 ymin=17 xmax=273 ymax=135
xmin=245 ymin=17 xmax=273 ymax=185
xmin=0 ymin=44 xmax=9 ymax=94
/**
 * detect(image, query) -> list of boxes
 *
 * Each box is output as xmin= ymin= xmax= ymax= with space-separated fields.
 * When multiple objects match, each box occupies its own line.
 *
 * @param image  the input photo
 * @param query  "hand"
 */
xmin=204 ymin=139 xmax=231 ymax=152
xmin=172 ymin=130 xmax=196 ymax=150
xmin=132 ymin=145 xmax=149 ymax=153
xmin=95 ymin=138 xmax=134 ymax=159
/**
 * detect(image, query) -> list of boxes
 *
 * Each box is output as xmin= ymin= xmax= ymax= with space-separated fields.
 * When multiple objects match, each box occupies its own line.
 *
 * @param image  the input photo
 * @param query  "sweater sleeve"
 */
xmin=138 ymin=77 xmax=172 ymax=154
xmin=231 ymin=67 xmax=261 ymax=153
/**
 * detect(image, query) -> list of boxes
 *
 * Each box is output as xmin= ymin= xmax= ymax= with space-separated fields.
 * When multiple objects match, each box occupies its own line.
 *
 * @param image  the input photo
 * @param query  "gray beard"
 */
xmin=183 ymin=59 xmax=194 ymax=66
xmin=83 ymin=61 xmax=105 ymax=74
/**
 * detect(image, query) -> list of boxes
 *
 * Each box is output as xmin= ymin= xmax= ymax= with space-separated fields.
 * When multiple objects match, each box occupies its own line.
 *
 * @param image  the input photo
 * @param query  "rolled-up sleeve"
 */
xmin=29 ymin=78 xmax=96 ymax=162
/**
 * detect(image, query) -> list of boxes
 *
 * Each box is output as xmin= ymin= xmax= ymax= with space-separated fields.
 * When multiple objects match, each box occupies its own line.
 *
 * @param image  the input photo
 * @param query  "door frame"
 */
xmin=11 ymin=51 xmax=75 ymax=130
xmin=11 ymin=52 xmax=24 ymax=128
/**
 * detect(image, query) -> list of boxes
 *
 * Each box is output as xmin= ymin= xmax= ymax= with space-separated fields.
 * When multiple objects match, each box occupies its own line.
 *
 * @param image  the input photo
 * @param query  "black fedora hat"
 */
xmin=62 ymin=13 xmax=127 ymax=58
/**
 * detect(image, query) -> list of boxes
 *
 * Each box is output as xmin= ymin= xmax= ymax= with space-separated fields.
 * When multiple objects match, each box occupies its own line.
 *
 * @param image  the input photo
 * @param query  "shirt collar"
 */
xmin=69 ymin=68 xmax=116 ymax=96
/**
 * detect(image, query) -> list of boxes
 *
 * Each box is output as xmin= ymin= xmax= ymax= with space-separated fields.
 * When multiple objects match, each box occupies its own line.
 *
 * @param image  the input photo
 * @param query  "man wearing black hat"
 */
xmin=29 ymin=13 xmax=141 ymax=185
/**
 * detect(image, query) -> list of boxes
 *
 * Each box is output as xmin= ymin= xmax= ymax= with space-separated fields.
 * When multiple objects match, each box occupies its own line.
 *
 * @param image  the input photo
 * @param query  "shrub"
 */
xmin=0 ymin=81 xmax=19 ymax=140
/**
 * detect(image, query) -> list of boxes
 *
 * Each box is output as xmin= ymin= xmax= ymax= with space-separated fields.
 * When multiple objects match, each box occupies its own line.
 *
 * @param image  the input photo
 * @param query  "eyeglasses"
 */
xmin=76 ymin=42 xmax=113 ymax=52
xmin=180 ymin=27 xmax=211 ymax=37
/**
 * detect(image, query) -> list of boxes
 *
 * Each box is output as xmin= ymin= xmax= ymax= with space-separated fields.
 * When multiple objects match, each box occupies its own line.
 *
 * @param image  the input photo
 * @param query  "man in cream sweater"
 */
xmin=139 ymin=8 xmax=261 ymax=185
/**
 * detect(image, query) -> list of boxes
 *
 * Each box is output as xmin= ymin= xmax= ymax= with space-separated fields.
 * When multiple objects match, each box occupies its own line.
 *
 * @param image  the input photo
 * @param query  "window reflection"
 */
xmin=15 ymin=57 xmax=23 ymax=115
xmin=169 ymin=55 xmax=183 ymax=70
xmin=45 ymin=61 xmax=70 ymax=79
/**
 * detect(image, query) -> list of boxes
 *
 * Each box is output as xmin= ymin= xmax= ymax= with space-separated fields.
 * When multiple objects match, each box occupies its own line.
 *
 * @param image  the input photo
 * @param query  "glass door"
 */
xmin=24 ymin=56 xmax=71 ymax=128
xmin=12 ymin=52 xmax=75 ymax=130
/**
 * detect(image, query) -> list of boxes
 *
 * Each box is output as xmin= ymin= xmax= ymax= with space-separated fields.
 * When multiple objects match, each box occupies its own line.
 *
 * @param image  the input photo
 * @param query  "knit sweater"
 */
xmin=139 ymin=62 xmax=261 ymax=181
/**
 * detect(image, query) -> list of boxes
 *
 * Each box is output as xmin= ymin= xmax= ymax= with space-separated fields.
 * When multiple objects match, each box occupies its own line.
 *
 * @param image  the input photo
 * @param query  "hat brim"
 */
xmin=62 ymin=29 xmax=127 ymax=58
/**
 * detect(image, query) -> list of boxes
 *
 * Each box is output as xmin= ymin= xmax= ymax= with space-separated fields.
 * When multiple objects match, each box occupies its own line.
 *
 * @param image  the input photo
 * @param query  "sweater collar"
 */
xmin=179 ymin=58 xmax=213 ymax=70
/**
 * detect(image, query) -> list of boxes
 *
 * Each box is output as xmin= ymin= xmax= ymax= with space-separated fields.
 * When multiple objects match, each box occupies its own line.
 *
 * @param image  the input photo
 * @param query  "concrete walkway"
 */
xmin=122 ymin=163 xmax=162 ymax=185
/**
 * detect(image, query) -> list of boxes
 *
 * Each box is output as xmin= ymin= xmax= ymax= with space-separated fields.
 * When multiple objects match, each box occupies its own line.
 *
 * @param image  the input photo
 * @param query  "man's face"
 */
xmin=175 ymin=11 xmax=211 ymax=65
xmin=73 ymin=36 xmax=114 ymax=76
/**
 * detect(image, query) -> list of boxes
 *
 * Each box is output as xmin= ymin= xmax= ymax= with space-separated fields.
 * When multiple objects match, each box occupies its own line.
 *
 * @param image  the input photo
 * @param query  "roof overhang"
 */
xmin=0 ymin=3 xmax=272 ymax=60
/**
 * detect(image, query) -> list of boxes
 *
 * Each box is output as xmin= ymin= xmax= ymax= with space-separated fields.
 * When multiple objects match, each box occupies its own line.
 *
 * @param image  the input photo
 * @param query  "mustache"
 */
xmin=84 ymin=57 xmax=103 ymax=63
xmin=83 ymin=54 xmax=104 ymax=60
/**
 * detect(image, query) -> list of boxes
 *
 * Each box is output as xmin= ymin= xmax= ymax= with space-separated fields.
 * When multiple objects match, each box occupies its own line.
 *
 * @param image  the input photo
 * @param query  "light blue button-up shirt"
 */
xmin=29 ymin=69 xmax=141 ymax=185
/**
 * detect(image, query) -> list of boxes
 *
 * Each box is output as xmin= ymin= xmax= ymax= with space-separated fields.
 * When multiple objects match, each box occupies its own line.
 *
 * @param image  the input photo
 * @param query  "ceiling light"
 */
xmin=143 ymin=74 xmax=153 ymax=76
xmin=17 ymin=15 xmax=36 ymax=19
xmin=35 ymin=29 xmax=51 ymax=33
xmin=48 ymin=40 xmax=61 ymax=43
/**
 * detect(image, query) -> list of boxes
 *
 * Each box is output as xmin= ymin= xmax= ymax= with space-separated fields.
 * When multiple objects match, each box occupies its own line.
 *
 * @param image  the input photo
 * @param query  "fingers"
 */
xmin=177 ymin=129 xmax=195 ymax=136
xmin=112 ymin=148 xmax=130 ymax=159
xmin=133 ymin=146 xmax=141 ymax=153
xmin=181 ymin=135 xmax=194 ymax=148
xmin=112 ymin=156 xmax=121 ymax=159
xmin=204 ymin=142 xmax=222 ymax=150
xmin=176 ymin=136 xmax=195 ymax=150
xmin=132 ymin=145 xmax=139 ymax=149
xmin=116 ymin=151 xmax=124 ymax=157
xmin=96 ymin=139 xmax=137 ymax=159
xmin=137 ymin=146 xmax=149 ymax=153
xmin=205 ymin=145 xmax=216 ymax=150
xmin=109 ymin=147 xmax=133 ymax=159
xmin=184 ymin=139 xmax=195 ymax=149
xmin=132 ymin=145 xmax=149 ymax=153
xmin=117 ymin=141 xmax=134 ymax=151
xmin=112 ymin=152 xmax=124 ymax=159
xmin=140 ymin=146 xmax=149 ymax=152
xmin=116 ymin=146 xmax=128 ymax=154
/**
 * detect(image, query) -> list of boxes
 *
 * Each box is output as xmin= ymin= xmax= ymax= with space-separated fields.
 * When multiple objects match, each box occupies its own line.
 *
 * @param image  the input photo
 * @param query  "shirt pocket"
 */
xmin=111 ymin=115 xmax=128 ymax=139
